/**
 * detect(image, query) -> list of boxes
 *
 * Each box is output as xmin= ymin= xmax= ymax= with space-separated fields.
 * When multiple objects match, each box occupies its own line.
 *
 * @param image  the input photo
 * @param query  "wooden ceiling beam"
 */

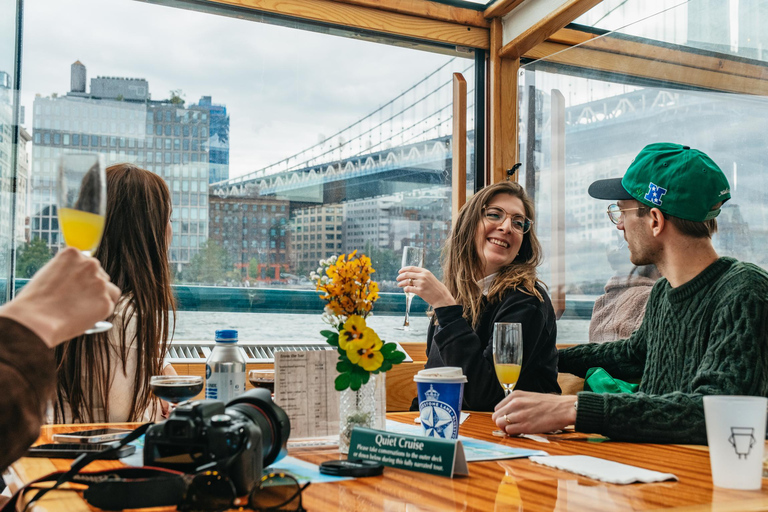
xmin=483 ymin=0 xmax=525 ymax=20
xmin=498 ymin=0 xmax=601 ymax=58
xmin=525 ymin=41 xmax=768 ymax=96
xmin=204 ymin=0 xmax=490 ymax=49
xmin=337 ymin=0 xmax=489 ymax=28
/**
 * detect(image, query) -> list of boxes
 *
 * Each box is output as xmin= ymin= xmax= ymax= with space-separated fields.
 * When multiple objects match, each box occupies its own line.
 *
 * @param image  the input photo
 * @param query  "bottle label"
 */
xmin=205 ymin=364 xmax=245 ymax=403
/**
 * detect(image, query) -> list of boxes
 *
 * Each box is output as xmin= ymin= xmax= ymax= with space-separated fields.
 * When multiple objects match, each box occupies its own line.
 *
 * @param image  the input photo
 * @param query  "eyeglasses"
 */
xmin=482 ymin=206 xmax=532 ymax=234
xmin=606 ymin=204 xmax=647 ymax=225
xmin=182 ymin=471 xmax=309 ymax=512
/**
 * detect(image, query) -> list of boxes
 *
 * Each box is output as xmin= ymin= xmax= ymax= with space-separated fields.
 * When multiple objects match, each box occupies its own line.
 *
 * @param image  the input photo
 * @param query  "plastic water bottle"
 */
xmin=205 ymin=329 xmax=246 ymax=403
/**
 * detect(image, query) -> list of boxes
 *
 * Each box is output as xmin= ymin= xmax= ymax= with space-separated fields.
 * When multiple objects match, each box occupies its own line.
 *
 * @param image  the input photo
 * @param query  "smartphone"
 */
xmin=27 ymin=443 xmax=135 ymax=459
xmin=52 ymin=428 xmax=132 ymax=444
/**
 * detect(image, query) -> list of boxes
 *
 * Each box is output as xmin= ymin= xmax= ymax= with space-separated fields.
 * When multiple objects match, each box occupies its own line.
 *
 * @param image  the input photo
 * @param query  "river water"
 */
xmin=172 ymin=311 xmax=590 ymax=345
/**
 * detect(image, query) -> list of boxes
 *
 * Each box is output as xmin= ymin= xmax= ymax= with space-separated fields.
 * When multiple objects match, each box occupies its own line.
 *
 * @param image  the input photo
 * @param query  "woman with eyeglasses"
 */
xmin=397 ymin=181 xmax=560 ymax=412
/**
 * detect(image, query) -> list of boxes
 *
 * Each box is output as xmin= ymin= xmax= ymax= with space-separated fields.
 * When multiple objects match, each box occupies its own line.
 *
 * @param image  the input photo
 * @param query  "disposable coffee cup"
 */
xmin=703 ymin=395 xmax=767 ymax=490
xmin=414 ymin=367 xmax=467 ymax=439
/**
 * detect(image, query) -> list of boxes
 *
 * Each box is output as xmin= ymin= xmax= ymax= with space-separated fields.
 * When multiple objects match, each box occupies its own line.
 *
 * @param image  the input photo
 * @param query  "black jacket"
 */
xmin=411 ymin=283 xmax=560 ymax=412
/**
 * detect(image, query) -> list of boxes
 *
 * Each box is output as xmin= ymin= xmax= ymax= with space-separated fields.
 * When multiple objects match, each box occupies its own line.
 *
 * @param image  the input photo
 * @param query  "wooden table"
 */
xmin=5 ymin=413 xmax=768 ymax=511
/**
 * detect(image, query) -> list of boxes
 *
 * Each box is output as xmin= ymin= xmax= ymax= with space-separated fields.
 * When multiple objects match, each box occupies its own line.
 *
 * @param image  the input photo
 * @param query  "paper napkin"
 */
xmin=529 ymin=455 xmax=678 ymax=484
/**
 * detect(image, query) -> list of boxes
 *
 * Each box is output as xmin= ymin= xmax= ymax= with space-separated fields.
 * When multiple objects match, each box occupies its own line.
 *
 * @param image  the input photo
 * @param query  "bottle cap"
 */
xmin=215 ymin=329 xmax=238 ymax=343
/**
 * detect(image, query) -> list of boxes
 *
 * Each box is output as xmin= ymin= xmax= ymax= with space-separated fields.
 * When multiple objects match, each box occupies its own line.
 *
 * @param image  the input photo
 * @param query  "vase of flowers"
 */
xmin=312 ymin=251 xmax=406 ymax=453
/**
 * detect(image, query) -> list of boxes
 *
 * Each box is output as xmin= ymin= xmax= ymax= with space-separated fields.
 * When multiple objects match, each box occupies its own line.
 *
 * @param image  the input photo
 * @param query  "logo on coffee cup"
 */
xmin=418 ymin=385 xmax=459 ymax=439
xmin=728 ymin=426 xmax=756 ymax=459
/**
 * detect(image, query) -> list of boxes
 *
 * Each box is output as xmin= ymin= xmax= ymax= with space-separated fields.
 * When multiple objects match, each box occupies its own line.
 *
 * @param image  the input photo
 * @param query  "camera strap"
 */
xmin=6 ymin=423 xmax=162 ymax=512
xmin=2 ymin=466 xmax=188 ymax=512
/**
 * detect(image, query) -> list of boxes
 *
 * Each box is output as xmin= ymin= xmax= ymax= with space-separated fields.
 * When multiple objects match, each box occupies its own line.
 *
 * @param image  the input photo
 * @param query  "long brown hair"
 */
xmin=443 ymin=181 xmax=543 ymax=328
xmin=54 ymin=163 xmax=176 ymax=422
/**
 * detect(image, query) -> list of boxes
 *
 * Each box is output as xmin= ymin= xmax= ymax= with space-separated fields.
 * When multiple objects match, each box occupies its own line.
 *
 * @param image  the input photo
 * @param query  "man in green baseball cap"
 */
xmin=491 ymin=143 xmax=768 ymax=445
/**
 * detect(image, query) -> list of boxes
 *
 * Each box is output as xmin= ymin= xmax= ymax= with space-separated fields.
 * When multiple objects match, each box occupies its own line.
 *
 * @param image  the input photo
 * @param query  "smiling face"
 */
xmin=474 ymin=193 xmax=525 ymax=277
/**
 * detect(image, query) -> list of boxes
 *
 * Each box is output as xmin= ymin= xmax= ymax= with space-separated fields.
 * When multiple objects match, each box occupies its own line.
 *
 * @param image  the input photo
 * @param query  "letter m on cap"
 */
xmin=645 ymin=182 xmax=667 ymax=206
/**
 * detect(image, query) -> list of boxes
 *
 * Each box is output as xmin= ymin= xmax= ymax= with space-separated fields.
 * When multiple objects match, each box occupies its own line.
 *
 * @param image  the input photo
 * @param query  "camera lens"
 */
xmin=226 ymin=388 xmax=290 ymax=468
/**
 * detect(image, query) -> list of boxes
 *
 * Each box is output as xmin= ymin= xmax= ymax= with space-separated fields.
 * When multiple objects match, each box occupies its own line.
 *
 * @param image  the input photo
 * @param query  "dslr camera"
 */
xmin=144 ymin=388 xmax=290 ymax=494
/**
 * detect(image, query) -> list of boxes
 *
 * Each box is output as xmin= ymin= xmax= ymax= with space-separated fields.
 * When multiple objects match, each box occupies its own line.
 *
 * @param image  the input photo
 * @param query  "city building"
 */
xmin=290 ymin=203 xmax=343 ymax=273
xmin=209 ymin=190 xmax=291 ymax=281
xmin=29 ymin=61 xmax=229 ymax=271
xmin=343 ymin=187 xmax=451 ymax=256
xmin=195 ymin=96 xmax=229 ymax=184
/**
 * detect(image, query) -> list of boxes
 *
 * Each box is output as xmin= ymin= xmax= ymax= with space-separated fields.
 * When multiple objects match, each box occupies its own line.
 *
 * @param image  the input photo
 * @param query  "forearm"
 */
xmin=576 ymin=391 xmax=707 ymax=444
xmin=559 ymin=337 xmax=645 ymax=379
xmin=0 ymin=319 xmax=56 ymax=471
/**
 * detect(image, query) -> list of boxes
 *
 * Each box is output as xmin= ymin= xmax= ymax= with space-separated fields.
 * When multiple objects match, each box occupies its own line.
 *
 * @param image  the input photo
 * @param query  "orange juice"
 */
xmin=494 ymin=363 xmax=521 ymax=389
xmin=59 ymin=207 xmax=105 ymax=252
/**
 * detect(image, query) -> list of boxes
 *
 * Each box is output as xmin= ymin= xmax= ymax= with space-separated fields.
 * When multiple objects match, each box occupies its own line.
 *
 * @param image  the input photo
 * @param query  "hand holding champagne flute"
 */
xmin=493 ymin=322 xmax=523 ymax=396
xmin=57 ymin=152 xmax=111 ymax=333
xmin=399 ymin=245 xmax=425 ymax=330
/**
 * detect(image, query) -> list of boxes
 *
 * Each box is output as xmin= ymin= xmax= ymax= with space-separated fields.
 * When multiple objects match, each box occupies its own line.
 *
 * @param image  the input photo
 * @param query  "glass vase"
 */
xmin=338 ymin=374 xmax=377 ymax=454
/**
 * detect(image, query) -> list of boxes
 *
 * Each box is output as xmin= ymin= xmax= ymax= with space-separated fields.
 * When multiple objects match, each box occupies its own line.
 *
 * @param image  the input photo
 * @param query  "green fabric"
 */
xmin=559 ymin=257 xmax=768 ymax=444
xmin=584 ymin=367 xmax=638 ymax=394
xmin=621 ymin=142 xmax=731 ymax=222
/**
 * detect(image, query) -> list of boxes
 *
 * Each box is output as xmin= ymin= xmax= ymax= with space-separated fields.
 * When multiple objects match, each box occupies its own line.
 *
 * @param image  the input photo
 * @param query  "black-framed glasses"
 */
xmin=183 ymin=471 xmax=309 ymax=512
xmin=606 ymin=204 xmax=647 ymax=225
xmin=482 ymin=206 xmax=532 ymax=234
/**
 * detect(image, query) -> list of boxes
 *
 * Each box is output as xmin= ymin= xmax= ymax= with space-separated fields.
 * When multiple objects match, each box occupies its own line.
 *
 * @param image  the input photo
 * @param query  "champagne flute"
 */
xmin=399 ymin=245 xmax=425 ymax=330
xmin=493 ymin=322 xmax=523 ymax=396
xmin=57 ymin=152 xmax=111 ymax=333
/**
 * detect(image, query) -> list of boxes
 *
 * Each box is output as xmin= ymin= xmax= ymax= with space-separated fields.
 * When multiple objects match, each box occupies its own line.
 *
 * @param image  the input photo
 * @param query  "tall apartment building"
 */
xmin=208 ymin=191 xmax=291 ymax=280
xmin=290 ymin=203 xmax=343 ymax=272
xmin=196 ymin=96 xmax=229 ymax=184
xmin=29 ymin=61 xmax=228 ymax=271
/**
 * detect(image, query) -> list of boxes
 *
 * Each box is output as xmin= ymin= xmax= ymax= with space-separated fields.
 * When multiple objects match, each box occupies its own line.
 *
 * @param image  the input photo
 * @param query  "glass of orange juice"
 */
xmin=493 ymin=322 xmax=523 ymax=396
xmin=57 ymin=152 xmax=111 ymax=333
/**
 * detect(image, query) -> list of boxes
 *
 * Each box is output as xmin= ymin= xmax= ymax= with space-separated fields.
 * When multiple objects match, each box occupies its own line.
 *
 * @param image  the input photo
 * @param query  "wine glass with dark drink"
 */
xmin=150 ymin=376 xmax=204 ymax=405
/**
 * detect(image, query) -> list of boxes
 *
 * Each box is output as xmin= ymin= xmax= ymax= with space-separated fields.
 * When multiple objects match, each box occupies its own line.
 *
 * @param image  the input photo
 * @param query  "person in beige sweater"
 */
xmin=589 ymin=263 xmax=661 ymax=343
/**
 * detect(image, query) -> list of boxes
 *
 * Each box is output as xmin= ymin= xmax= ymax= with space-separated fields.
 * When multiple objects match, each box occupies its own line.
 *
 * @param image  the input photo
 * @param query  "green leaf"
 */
xmin=337 ymin=359 xmax=353 ymax=373
xmin=335 ymin=373 xmax=351 ymax=391
xmin=320 ymin=330 xmax=335 ymax=338
xmin=325 ymin=332 xmax=339 ymax=347
xmin=377 ymin=361 xmax=392 ymax=373
xmin=389 ymin=351 xmax=407 ymax=364
xmin=337 ymin=347 xmax=347 ymax=358
xmin=381 ymin=343 xmax=397 ymax=356
xmin=361 ymin=372 xmax=370 ymax=385
xmin=349 ymin=372 xmax=362 ymax=391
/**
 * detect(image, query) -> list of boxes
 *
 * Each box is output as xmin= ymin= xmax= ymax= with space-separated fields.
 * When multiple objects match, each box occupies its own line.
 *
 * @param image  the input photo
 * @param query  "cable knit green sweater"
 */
xmin=559 ymin=257 xmax=768 ymax=444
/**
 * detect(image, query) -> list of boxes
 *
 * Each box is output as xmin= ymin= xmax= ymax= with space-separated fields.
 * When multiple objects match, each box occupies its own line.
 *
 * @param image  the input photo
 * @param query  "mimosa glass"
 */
xmin=493 ymin=322 xmax=523 ymax=396
xmin=399 ymin=245 xmax=425 ymax=330
xmin=57 ymin=152 xmax=111 ymax=333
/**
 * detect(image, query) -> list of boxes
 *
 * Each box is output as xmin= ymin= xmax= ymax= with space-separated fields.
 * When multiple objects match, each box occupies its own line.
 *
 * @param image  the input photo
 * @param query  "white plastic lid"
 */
xmin=413 ymin=366 xmax=467 ymax=383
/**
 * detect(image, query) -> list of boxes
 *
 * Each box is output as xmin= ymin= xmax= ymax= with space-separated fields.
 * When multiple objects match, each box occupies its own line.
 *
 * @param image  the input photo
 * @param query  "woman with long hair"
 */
xmin=53 ymin=163 xmax=176 ymax=422
xmin=398 ymin=181 xmax=559 ymax=411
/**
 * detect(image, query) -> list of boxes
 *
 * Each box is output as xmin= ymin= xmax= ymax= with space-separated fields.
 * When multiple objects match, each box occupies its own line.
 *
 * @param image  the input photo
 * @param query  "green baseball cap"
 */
xmin=588 ymin=143 xmax=731 ymax=222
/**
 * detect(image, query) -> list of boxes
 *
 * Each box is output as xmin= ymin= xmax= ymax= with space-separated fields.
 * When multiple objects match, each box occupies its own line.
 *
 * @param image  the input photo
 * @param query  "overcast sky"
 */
xmin=20 ymin=0 xmax=473 ymax=178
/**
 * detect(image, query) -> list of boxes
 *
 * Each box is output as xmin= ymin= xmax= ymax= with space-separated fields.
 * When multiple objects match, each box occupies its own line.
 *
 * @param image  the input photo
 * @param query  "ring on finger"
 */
xmin=504 ymin=413 xmax=512 ymax=425
xmin=410 ymin=278 xmax=414 ymax=287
